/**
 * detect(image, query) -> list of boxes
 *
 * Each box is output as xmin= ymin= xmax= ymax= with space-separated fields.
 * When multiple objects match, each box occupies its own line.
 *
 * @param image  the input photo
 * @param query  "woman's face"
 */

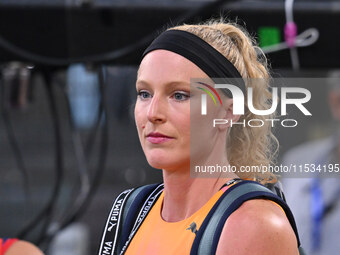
xmin=135 ymin=49 xmax=215 ymax=172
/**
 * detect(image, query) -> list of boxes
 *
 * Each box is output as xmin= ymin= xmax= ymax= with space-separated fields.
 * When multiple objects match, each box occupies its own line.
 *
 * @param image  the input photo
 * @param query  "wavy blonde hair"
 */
xmin=169 ymin=19 xmax=279 ymax=184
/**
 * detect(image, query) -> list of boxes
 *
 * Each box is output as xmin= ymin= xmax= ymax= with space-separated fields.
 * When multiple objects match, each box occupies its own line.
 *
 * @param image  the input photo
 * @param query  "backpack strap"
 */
xmin=265 ymin=180 xmax=287 ymax=202
xmin=118 ymin=183 xmax=164 ymax=254
xmin=98 ymin=183 xmax=163 ymax=255
xmin=190 ymin=180 xmax=302 ymax=255
xmin=98 ymin=188 xmax=134 ymax=255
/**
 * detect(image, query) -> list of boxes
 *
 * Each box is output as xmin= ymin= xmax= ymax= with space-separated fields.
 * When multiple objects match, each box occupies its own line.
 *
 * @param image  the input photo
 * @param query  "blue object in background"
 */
xmin=66 ymin=64 xmax=100 ymax=129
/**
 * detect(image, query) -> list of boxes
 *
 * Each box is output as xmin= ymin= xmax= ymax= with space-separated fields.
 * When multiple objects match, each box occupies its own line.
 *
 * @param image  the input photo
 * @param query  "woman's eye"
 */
xmin=137 ymin=91 xmax=151 ymax=99
xmin=173 ymin=92 xmax=190 ymax=101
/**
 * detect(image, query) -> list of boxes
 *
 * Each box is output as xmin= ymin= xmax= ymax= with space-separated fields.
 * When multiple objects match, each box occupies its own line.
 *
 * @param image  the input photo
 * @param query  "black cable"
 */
xmin=56 ymin=65 xmax=108 ymax=230
xmin=35 ymin=70 xmax=64 ymax=245
xmin=51 ymin=67 xmax=103 ymax=226
xmin=17 ymin=69 xmax=64 ymax=244
xmin=41 ymin=71 xmax=92 ymax=236
xmin=60 ymin=78 xmax=91 ymax=219
xmin=0 ymin=0 xmax=237 ymax=66
xmin=41 ymin=65 xmax=109 ymax=248
xmin=0 ymin=69 xmax=30 ymax=212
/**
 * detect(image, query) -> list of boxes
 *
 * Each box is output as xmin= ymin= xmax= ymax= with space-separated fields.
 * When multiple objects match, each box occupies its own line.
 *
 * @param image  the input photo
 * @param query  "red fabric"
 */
xmin=1 ymin=238 xmax=19 ymax=254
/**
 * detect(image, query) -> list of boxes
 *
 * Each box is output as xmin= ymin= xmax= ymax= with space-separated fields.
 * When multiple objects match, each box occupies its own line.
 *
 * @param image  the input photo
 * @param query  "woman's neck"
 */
xmin=161 ymin=166 xmax=238 ymax=222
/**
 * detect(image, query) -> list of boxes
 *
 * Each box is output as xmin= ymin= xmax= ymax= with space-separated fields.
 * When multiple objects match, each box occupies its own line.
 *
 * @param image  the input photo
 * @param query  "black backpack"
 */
xmin=98 ymin=180 xmax=305 ymax=255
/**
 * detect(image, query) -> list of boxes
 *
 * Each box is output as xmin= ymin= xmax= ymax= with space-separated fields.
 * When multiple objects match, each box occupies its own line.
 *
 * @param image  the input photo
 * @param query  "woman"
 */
xmin=0 ymin=238 xmax=44 ymax=255
xmin=99 ymin=19 xmax=301 ymax=255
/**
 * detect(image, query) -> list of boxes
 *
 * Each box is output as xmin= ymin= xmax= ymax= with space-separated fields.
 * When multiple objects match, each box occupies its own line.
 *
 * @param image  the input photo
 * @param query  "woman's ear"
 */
xmin=217 ymin=99 xmax=241 ymax=131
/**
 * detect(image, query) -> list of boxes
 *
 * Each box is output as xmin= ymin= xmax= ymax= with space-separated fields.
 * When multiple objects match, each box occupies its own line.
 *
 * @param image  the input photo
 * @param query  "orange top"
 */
xmin=124 ymin=185 xmax=285 ymax=255
xmin=125 ymin=186 xmax=229 ymax=255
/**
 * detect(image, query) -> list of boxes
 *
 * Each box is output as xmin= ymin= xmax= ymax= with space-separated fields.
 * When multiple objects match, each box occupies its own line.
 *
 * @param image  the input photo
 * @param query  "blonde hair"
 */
xmin=169 ymin=19 xmax=279 ymax=184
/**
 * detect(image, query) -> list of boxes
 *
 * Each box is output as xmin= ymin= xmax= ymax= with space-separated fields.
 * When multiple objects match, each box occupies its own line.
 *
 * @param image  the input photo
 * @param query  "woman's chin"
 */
xmin=145 ymin=154 xmax=186 ymax=170
xmin=146 ymin=159 xmax=172 ymax=170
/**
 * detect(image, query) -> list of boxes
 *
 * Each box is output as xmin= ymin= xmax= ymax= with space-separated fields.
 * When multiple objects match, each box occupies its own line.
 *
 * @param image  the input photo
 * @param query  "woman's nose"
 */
xmin=147 ymin=95 xmax=166 ymax=123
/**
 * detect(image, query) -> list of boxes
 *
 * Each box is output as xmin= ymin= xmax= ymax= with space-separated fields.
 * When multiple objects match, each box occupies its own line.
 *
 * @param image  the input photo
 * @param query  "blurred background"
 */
xmin=0 ymin=0 xmax=339 ymax=254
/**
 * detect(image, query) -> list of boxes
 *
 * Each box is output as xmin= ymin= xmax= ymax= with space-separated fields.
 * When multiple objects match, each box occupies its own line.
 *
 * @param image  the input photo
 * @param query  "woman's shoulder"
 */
xmin=216 ymin=199 xmax=299 ymax=255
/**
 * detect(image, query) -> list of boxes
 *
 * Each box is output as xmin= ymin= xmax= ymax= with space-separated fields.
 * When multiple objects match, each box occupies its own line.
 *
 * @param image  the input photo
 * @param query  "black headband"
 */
xmin=141 ymin=29 xmax=245 ymax=97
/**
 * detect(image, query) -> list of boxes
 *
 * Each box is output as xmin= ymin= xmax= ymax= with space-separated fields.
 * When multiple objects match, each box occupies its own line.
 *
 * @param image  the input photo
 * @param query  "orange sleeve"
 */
xmin=269 ymin=200 xmax=286 ymax=215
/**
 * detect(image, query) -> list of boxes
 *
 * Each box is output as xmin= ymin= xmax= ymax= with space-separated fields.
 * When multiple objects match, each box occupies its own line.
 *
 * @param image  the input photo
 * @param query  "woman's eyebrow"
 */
xmin=136 ymin=80 xmax=190 ymax=89
xmin=136 ymin=79 xmax=147 ymax=86
xmin=166 ymin=82 xmax=190 ymax=89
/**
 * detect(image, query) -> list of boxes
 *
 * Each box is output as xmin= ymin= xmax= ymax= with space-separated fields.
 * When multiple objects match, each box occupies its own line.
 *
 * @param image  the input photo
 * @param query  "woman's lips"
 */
xmin=146 ymin=136 xmax=173 ymax=144
xmin=146 ymin=131 xmax=173 ymax=144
